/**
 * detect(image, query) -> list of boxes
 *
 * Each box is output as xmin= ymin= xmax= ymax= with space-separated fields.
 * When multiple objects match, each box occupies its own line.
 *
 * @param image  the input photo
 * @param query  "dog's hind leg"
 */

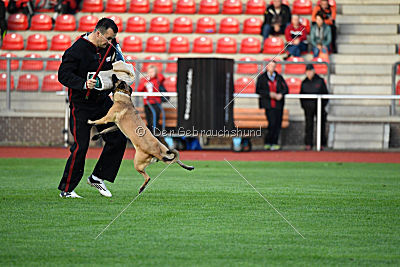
xmin=92 ymin=125 xmax=119 ymax=141
xmin=134 ymin=151 xmax=153 ymax=194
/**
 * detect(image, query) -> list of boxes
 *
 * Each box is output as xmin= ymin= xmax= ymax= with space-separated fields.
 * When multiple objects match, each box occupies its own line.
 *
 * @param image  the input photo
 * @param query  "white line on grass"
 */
xmin=95 ymin=162 xmax=173 ymax=240
xmin=224 ymin=159 xmax=306 ymax=239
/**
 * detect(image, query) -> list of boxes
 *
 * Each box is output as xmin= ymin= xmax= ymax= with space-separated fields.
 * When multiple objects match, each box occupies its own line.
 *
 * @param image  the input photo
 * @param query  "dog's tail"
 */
xmin=162 ymin=149 xmax=194 ymax=171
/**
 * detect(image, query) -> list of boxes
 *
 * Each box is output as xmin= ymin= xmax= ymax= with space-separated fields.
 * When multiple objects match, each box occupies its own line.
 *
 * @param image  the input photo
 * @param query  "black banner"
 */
xmin=177 ymin=58 xmax=234 ymax=131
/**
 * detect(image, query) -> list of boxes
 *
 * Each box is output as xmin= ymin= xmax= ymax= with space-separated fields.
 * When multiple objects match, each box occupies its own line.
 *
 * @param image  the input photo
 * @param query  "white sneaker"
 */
xmin=87 ymin=175 xmax=112 ymax=197
xmin=59 ymin=190 xmax=83 ymax=198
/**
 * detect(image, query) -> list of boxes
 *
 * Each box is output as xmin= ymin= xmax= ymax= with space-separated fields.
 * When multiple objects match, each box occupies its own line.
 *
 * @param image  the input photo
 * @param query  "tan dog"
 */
xmin=88 ymin=75 xmax=194 ymax=193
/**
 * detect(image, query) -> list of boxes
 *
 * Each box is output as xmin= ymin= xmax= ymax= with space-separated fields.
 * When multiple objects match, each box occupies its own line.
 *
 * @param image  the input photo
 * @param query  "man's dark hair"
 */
xmin=95 ymin=18 xmax=118 ymax=34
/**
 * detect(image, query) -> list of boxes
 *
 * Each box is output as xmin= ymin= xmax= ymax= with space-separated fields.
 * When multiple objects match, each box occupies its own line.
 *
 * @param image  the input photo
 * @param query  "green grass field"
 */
xmin=0 ymin=158 xmax=399 ymax=266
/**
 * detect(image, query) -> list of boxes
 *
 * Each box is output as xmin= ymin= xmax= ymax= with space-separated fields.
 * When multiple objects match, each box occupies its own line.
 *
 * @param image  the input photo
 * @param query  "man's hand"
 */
xmin=293 ymin=39 xmax=300 ymax=45
xmin=270 ymin=92 xmax=277 ymax=98
xmin=86 ymin=78 xmax=97 ymax=89
xmin=276 ymin=93 xmax=283 ymax=101
xmin=273 ymin=24 xmax=281 ymax=32
xmin=317 ymin=44 xmax=323 ymax=50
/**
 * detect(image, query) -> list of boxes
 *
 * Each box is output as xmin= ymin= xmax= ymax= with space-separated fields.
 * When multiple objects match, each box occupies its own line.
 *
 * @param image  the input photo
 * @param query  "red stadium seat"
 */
xmin=123 ymin=36 xmax=143 ymax=52
xmin=199 ymin=0 xmax=219 ymax=14
xmin=0 ymin=73 xmax=15 ymax=91
xmin=176 ymin=0 xmax=196 ymax=14
xmin=42 ymin=74 xmax=63 ymax=92
xmin=236 ymin=56 xmax=258 ymax=74
xmin=152 ymin=0 xmax=173 ymax=13
xmin=0 ymin=53 xmax=19 ymax=71
xmin=21 ymin=54 xmax=43 ymax=71
xmin=165 ymin=56 xmax=178 ymax=73
xmin=169 ymin=36 xmax=190 ymax=53
xmin=7 ymin=13 xmax=28 ymax=30
xmin=196 ymin=17 xmax=216 ymax=33
xmin=317 ymin=0 xmax=336 ymax=8
xmin=125 ymin=55 xmax=137 ymax=68
xmin=172 ymin=17 xmax=193 ymax=33
xmin=79 ymin=15 xmax=99 ymax=32
xmin=219 ymin=17 xmax=239 ymax=34
xmin=286 ymin=77 xmax=302 ymax=94
xmin=312 ymin=57 xmax=329 ymax=75
xmin=126 ymin=16 xmax=146 ymax=32
xmin=26 ymin=34 xmax=48 ymax=51
xmin=2 ymin=33 xmax=24 ymax=50
xmin=263 ymin=36 xmax=284 ymax=54
xmin=50 ymin=34 xmax=71 ymax=51
xmin=222 ymin=0 xmax=242 ymax=14
xmin=54 ymin=14 xmax=76 ymax=31
xmin=46 ymin=54 xmax=62 ymax=71
xmin=142 ymin=55 xmax=163 ymax=72
xmin=292 ymin=0 xmax=313 ymax=15
xmin=145 ymin=36 xmax=167 ymax=52
xmin=299 ymin=17 xmax=310 ymax=34
xmin=149 ymin=16 xmax=170 ymax=33
xmin=240 ymin=37 xmax=261 ymax=54
xmin=82 ymin=0 xmax=104 ymax=12
xmin=106 ymin=0 xmax=127 ymax=12
xmin=397 ymin=81 xmax=400 ymax=104
xmin=107 ymin=16 xmax=123 ymax=31
xmin=17 ymin=74 xmax=39 ymax=92
xmin=129 ymin=0 xmax=150 ymax=13
xmin=30 ymin=14 xmax=52 ymax=31
xmin=269 ymin=0 xmax=289 ymax=5
xmin=264 ymin=57 xmax=282 ymax=73
xmin=242 ymin=17 xmax=262 ymax=34
xmin=284 ymin=56 xmax=306 ymax=74
xmin=164 ymin=76 xmax=177 ymax=92
xmin=397 ymin=65 xmax=400 ymax=74
xmin=246 ymin=0 xmax=265 ymax=14
xmin=234 ymin=77 xmax=255 ymax=94
xmin=193 ymin=36 xmax=213 ymax=53
xmin=217 ymin=37 xmax=237 ymax=53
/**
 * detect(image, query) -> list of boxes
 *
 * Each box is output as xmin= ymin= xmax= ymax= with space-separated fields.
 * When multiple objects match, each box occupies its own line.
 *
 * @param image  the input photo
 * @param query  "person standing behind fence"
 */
xmin=256 ymin=60 xmax=288 ymax=151
xmin=300 ymin=64 xmax=329 ymax=150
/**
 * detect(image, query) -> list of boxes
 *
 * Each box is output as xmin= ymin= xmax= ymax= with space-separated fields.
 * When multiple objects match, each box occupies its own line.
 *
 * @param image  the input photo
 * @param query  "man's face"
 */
xmin=96 ymin=28 xmax=116 ymax=48
xmin=267 ymin=62 xmax=276 ymax=73
xmin=320 ymin=0 xmax=329 ymax=9
xmin=292 ymin=15 xmax=299 ymax=27
xmin=273 ymin=0 xmax=282 ymax=9
xmin=147 ymin=67 xmax=157 ymax=78
xmin=306 ymin=69 xmax=315 ymax=80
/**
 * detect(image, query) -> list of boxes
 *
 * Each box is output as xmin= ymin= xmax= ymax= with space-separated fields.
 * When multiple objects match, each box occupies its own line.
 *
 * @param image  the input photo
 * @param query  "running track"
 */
xmin=0 ymin=147 xmax=399 ymax=163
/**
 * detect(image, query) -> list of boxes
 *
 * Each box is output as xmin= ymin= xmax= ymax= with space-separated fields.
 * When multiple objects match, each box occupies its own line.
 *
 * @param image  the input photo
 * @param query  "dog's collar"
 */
xmin=115 ymin=87 xmax=131 ymax=96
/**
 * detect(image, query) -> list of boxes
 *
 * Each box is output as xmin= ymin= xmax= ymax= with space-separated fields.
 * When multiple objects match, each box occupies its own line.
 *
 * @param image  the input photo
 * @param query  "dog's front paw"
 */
xmin=87 ymin=120 xmax=96 ymax=125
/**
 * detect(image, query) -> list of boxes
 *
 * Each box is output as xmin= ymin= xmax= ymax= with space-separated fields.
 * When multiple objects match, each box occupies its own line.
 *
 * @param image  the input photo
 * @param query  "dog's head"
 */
xmin=112 ymin=74 xmax=132 ymax=96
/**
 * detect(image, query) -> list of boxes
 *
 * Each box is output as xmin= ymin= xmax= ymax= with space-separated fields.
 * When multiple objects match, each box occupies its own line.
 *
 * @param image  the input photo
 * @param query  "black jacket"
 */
xmin=256 ymin=71 xmax=288 ymax=110
xmin=300 ymin=74 xmax=329 ymax=109
xmin=58 ymin=34 xmax=119 ymax=105
xmin=262 ymin=4 xmax=291 ymax=31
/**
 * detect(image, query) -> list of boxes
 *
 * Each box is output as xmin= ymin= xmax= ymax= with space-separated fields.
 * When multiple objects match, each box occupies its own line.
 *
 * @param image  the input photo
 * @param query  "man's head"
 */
xmin=92 ymin=18 xmax=118 ymax=48
xmin=320 ymin=0 xmax=329 ymax=9
xmin=267 ymin=60 xmax=277 ymax=74
xmin=291 ymin=15 xmax=300 ymax=27
xmin=147 ymin=65 xmax=158 ymax=79
xmin=273 ymin=0 xmax=282 ymax=9
xmin=316 ymin=12 xmax=324 ymax=27
xmin=305 ymin=64 xmax=315 ymax=80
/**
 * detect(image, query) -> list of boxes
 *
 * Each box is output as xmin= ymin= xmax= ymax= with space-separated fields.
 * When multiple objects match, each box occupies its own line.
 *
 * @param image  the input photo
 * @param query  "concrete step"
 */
xmin=337 ymin=44 xmax=396 ymax=54
xmin=337 ymin=35 xmax=400 ymax=45
xmin=329 ymin=99 xmax=391 ymax=106
xmin=332 ymin=85 xmax=392 ymax=95
xmin=336 ymin=133 xmax=383 ymax=142
xmin=337 ymin=0 xmax=400 ymax=4
xmin=329 ymin=105 xmax=390 ymax=117
xmin=331 ymin=75 xmax=392 ymax=85
xmin=334 ymin=64 xmax=392 ymax=75
xmin=331 ymin=54 xmax=400 ymax=64
xmin=338 ymin=24 xmax=398 ymax=35
xmin=333 ymin=140 xmax=385 ymax=149
xmin=337 ymin=15 xmax=400 ymax=24
xmin=342 ymin=4 xmax=400 ymax=15
xmin=335 ymin=123 xmax=384 ymax=134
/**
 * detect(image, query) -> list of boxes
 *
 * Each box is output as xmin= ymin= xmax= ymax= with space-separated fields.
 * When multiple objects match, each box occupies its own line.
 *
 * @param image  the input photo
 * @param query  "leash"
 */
xmin=85 ymin=43 xmax=113 ymax=100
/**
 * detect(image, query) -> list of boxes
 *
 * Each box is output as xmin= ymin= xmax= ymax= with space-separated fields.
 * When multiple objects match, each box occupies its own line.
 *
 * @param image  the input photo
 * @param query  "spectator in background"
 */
xmin=256 ymin=60 xmax=288 ymax=151
xmin=7 ymin=0 xmax=35 ymax=20
xmin=284 ymin=14 xmax=307 ymax=59
xmin=137 ymin=65 xmax=165 ymax=136
xmin=300 ymin=64 xmax=329 ymax=150
xmin=312 ymin=0 xmax=337 ymax=53
xmin=310 ymin=12 xmax=331 ymax=58
xmin=261 ymin=0 xmax=291 ymax=42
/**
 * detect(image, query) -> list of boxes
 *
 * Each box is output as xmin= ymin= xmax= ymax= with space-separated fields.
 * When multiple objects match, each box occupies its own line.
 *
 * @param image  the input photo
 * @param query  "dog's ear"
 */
xmin=112 ymin=74 xmax=119 ymax=85
xmin=128 ymin=86 xmax=133 ymax=94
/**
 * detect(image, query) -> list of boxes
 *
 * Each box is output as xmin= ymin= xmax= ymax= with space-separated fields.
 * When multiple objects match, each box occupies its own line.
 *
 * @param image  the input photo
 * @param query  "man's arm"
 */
xmin=58 ymin=49 xmax=86 ymax=90
xmin=256 ymin=75 xmax=269 ymax=98
xmin=323 ymin=25 xmax=332 ymax=47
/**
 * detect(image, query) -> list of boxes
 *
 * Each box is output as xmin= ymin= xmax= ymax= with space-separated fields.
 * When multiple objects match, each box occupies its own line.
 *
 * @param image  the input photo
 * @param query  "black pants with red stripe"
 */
xmin=264 ymin=108 xmax=284 ymax=145
xmin=58 ymin=98 xmax=127 ymax=192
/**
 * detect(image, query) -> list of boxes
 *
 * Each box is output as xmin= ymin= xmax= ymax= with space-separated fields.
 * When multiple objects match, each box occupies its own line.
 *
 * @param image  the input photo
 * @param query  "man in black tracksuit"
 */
xmin=300 ymin=64 xmax=329 ymax=150
xmin=256 ymin=60 xmax=288 ymax=150
xmin=57 ymin=18 xmax=127 ymax=198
